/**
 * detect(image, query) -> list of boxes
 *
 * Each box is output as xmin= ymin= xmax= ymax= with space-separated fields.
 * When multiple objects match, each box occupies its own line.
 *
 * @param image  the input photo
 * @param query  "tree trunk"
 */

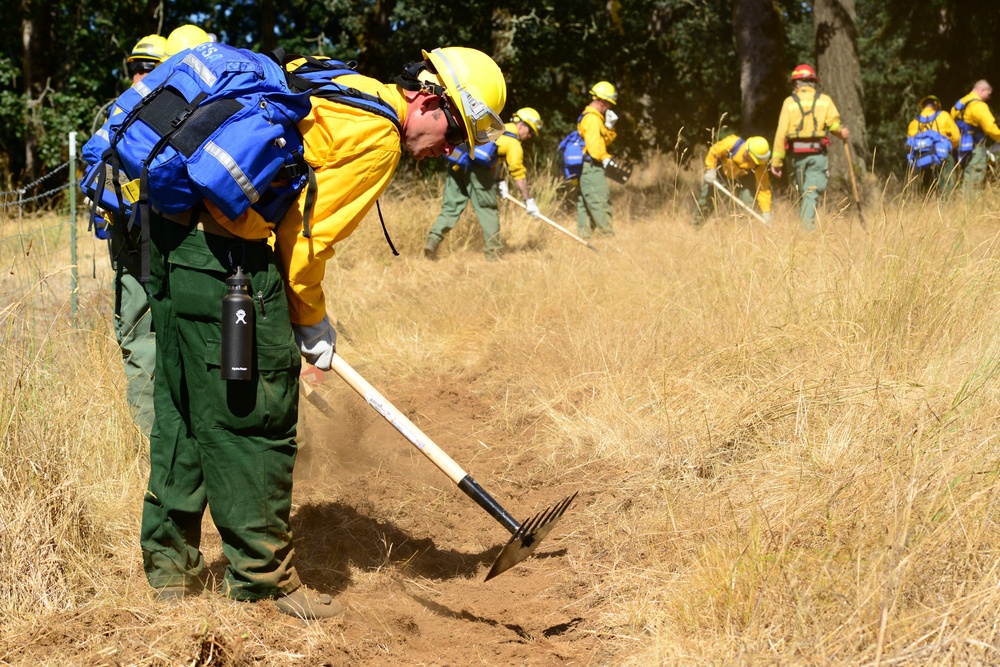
xmin=814 ymin=0 xmax=868 ymax=183
xmin=732 ymin=0 xmax=786 ymax=138
xmin=260 ymin=0 xmax=276 ymax=54
xmin=21 ymin=1 xmax=36 ymax=180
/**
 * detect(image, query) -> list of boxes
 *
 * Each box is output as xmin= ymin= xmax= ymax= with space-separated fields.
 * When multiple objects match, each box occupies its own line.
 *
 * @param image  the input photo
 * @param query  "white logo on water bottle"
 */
xmin=235 ymin=309 xmax=247 ymax=324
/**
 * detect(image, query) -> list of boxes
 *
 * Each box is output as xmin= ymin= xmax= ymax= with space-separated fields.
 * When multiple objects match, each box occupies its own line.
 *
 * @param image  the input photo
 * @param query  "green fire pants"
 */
xmin=961 ymin=144 xmax=988 ymax=194
xmin=109 ymin=222 xmax=156 ymax=438
xmin=577 ymin=161 xmax=614 ymax=238
xmin=788 ymin=153 xmax=829 ymax=231
xmin=141 ymin=214 xmax=303 ymax=601
xmin=428 ymin=165 xmax=502 ymax=259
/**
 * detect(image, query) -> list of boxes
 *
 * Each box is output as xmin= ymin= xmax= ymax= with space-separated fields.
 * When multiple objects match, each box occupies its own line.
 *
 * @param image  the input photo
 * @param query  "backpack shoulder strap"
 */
xmin=791 ymin=92 xmax=815 ymax=134
xmin=729 ymin=138 xmax=745 ymax=158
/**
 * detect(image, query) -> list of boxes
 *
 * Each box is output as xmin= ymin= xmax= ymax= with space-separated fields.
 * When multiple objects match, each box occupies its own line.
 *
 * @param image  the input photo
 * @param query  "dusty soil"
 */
xmin=3 ymin=369 xmax=615 ymax=666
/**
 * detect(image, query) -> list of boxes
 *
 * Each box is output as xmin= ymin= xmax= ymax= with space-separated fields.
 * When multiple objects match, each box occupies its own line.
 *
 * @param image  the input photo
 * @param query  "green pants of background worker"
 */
xmin=577 ymin=160 xmax=614 ymax=238
xmin=141 ymin=214 xmax=302 ymax=600
xmin=787 ymin=153 xmax=829 ymax=231
xmin=910 ymin=154 xmax=958 ymax=199
xmin=693 ymin=173 xmax=756 ymax=223
xmin=428 ymin=164 xmax=502 ymax=259
xmin=960 ymin=144 xmax=988 ymax=195
xmin=109 ymin=221 xmax=156 ymax=438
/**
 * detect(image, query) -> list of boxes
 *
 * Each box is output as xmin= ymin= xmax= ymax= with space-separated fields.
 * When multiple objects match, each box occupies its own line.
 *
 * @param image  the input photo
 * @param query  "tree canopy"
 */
xmin=2 ymin=0 xmax=998 ymax=182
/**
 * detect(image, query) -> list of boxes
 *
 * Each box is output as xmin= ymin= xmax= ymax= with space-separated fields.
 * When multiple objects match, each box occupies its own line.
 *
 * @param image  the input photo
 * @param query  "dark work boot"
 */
xmin=424 ymin=235 xmax=440 ymax=259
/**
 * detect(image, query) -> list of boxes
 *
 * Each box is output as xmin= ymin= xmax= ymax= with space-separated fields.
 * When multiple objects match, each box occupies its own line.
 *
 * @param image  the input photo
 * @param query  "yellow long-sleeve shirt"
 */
xmin=495 ymin=122 xmax=526 ymax=180
xmin=704 ymin=135 xmax=772 ymax=213
xmin=772 ymin=85 xmax=842 ymax=168
xmin=208 ymin=75 xmax=405 ymax=326
xmin=907 ymin=108 xmax=961 ymax=148
xmin=951 ymin=92 xmax=1000 ymax=142
xmin=578 ymin=106 xmax=616 ymax=162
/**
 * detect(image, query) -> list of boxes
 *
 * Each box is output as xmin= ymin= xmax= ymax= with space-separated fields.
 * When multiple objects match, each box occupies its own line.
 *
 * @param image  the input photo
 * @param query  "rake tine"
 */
xmin=485 ymin=492 xmax=578 ymax=581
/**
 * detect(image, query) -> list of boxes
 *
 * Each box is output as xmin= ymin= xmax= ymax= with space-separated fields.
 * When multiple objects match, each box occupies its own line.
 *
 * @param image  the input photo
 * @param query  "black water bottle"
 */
xmin=221 ymin=266 xmax=254 ymax=380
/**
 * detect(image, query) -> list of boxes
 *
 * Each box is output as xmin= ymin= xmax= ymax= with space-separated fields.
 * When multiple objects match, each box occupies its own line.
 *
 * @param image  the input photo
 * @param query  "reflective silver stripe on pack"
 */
xmin=204 ymin=141 xmax=259 ymax=203
xmin=182 ymin=53 xmax=217 ymax=88
xmin=134 ymin=80 xmax=152 ymax=97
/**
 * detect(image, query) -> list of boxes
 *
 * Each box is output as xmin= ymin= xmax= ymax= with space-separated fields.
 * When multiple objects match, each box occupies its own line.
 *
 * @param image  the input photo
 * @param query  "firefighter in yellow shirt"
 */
xmin=771 ymin=64 xmax=849 ymax=231
xmin=425 ymin=107 xmax=543 ymax=260
xmin=576 ymin=81 xmax=619 ymax=238
xmin=138 ymin=47 xmax=507 ymax=619
xmin=905 ymin=95 xmax=960 ymax=196
xmin=692 ymin=135 xmax=772 ymax=226
xmin=950 ymin=80 xmax=1000 ymax=193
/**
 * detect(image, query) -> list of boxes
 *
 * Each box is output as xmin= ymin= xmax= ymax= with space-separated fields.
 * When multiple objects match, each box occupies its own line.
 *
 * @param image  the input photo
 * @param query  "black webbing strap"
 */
xmin=301 ymin=165 xmax=317 ymax=239
xmin=376 ymin=200 xmax=398 ymax=256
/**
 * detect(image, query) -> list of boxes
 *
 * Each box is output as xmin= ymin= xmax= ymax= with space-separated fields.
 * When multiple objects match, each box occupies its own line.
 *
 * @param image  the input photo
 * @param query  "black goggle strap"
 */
xmin=376 ymin=200 xmax=398 ymax=256
xmin=301 ymin=164 xmax=317 ymax=239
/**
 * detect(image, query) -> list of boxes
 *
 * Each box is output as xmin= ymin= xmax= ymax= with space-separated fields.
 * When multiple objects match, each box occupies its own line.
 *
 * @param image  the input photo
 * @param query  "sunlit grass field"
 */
xmin=4 ymin=154 xmax=1000 ymax=665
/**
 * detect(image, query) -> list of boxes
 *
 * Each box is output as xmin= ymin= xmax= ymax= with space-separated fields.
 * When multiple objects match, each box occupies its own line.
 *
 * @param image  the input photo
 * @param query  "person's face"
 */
xmin=403 ymin=95 xmax=466 ymax=161
xmin=128 ymin=61 xmax=156 ymax=85
xmin=517 ymin=122 xmax=533 ymax=142
xmin=981 ymin=87 xmax=993 ymax=101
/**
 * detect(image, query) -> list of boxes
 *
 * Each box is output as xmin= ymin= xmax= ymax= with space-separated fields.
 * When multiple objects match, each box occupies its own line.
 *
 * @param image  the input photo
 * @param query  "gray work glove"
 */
xmin=604 ymin=109 xmax=618 ymax=129
xmin=497 ymin=180 xmax=509 ymax=199
xmin=293 ymin=315 xmax=336 ymax=371
xmin=762 ymin=211 xmax=772 ymax=225
xmin=704 ymin=168 xmax=717 ymax=184
xmin=601 ymin=157 xmax=612 ymax=168
xmin=525 ymin=197 xmax=540 ymax=217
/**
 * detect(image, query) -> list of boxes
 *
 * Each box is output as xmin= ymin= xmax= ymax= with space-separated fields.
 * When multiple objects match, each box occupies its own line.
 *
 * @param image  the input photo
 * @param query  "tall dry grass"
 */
xmin=3 ymin=153 xmax=1000 ymax=664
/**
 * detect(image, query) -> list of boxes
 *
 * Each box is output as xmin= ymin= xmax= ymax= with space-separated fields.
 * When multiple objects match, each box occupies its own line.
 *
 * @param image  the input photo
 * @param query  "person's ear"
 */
xmin=418 ymin=94 xmax=440 ymax=114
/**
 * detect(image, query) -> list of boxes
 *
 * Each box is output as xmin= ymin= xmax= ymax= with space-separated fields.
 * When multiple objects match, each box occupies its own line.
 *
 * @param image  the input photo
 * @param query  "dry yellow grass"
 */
xmin=3 ymin=156 xmax=1000 ymax=665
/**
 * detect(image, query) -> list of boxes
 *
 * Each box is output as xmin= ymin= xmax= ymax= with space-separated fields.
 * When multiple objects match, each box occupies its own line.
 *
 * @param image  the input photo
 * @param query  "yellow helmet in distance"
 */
xmin=512 ymin=107 xmax=543 ymax=135
xmin=589 ymin=81 xmax=618 ymax=105
xmin=422 ymin=47 xmax=507 ymax=146
xmin=165 ymin=24 xmax=211 ymax=56
xmin=128 ymin=35 xmax=167 ymax=64
xmin=746 ymin=136 xmax=771 ymax=165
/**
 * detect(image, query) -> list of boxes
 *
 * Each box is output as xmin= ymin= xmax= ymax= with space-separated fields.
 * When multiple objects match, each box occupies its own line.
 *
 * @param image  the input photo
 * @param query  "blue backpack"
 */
xmin=445 ymin=144 xmax=473 ymax=172
xmin=953 ymin=98 xmax=985 ymax=160
xmin=81 ymin=43 xmax=400 ymax=278
xmin=446 ymin=131 xmax=518 ymax=173
xmin=558 ymin=117 xmax=587 ymax=180
xmin=906 ymin=111 xmax=952 ymax=169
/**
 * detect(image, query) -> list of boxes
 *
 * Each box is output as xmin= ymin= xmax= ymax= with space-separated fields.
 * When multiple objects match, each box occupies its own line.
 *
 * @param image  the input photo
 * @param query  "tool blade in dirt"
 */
xmin=300 ymin=376 xmax=336 ymax=418
xmin=485 ymin=492 xmax=577 ymax=581
xmin=604 ymin=159 xmax=633 ymax=185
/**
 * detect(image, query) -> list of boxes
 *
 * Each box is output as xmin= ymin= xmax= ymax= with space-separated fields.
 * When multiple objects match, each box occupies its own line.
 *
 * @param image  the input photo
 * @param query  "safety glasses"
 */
xmin=128 ymin=61 xmax=157 ymax=76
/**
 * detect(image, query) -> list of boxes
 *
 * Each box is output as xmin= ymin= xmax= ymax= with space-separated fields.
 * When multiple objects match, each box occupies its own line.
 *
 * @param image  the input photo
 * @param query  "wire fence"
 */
xmin=1 ymin=133 xmax=88 ymax=319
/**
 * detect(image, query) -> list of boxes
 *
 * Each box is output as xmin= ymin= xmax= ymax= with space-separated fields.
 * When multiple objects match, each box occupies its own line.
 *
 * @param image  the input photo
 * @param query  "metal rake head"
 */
xmin=485 ymin=492 xmax=577 ymax=581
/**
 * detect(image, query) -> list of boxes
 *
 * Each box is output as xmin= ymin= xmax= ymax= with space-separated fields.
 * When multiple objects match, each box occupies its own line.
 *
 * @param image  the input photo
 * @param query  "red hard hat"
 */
xmin=790 ymin=64 xmax=817 ymax=82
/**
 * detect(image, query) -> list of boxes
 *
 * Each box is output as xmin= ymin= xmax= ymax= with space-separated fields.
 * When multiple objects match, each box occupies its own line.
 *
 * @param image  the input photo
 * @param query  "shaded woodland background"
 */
xmin=2 ymin=0 xmax=999 ymax=185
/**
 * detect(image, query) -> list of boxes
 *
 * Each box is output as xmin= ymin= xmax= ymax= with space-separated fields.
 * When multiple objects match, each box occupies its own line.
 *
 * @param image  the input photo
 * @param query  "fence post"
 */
xmin=69 ymin=131 xmax=78 ymax=320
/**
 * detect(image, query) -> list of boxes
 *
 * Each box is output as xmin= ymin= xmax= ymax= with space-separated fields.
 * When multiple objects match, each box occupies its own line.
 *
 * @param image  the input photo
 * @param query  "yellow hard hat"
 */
xmin=128 ymin=35 xmax=167 ymax=64
xmin=512 ymin=107 xmax=543 ymax=135
xmin=422 ymin=47 xmax=507 ymax=146
xmin=165 ymin=24 xmax=211 ymax=56
xmin=589 ymin=81 xmax=618 ymax=105
xmin=919 ymin=94 xmax=942 ymax=109
xmin=746 ymin=136 xmax=771 ymax=165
